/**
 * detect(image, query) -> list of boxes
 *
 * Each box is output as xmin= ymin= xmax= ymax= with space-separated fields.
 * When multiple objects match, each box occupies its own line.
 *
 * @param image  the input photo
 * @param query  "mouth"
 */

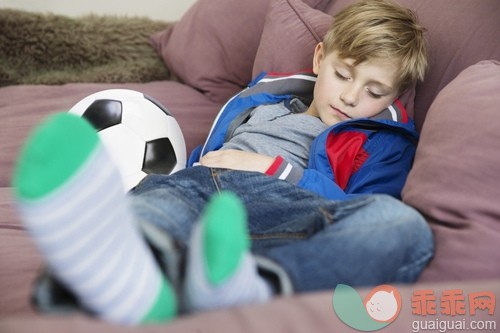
xmin=331 ymin=106 xmax=351 ymax=119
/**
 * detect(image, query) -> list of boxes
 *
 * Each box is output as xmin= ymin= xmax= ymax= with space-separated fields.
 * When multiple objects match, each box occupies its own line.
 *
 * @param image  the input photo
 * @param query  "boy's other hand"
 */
xmin=199 ymin=150 xmax=274 ymax=173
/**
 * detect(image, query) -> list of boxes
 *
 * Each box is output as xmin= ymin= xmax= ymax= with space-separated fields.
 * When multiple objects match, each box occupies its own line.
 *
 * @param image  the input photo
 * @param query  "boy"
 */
xmin=13 ymin=0 xmax=433 ymax=325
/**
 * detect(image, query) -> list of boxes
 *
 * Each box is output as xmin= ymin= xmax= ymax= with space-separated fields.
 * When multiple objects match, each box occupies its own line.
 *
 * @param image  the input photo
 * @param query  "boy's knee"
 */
xmin=374 ymin=196 xmax=434 ymax=282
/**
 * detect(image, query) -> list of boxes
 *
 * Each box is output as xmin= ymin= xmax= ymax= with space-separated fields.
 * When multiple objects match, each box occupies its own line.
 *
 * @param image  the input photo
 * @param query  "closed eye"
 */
xmin=367 ymin=90 xmax=384 ymax=99
xmin=335 ymin=70 xmax=350 ymax=81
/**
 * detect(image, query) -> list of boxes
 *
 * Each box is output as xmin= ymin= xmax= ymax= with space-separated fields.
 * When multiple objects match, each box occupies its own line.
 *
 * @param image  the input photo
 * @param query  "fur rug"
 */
xmin=0 ymin=9 xmax=173 ymax=86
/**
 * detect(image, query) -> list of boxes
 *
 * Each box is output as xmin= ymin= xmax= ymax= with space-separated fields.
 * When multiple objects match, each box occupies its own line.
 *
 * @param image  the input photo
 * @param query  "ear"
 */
xmin=312 ymin=42 xmax=325 ymax=75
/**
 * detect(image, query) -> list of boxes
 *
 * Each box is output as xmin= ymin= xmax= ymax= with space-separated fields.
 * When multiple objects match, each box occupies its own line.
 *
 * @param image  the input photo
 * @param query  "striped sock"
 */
xmin=12 ymin=113 xmax=176 ymax=325
xmin=184 ymin=192 xmax=272 ymax=312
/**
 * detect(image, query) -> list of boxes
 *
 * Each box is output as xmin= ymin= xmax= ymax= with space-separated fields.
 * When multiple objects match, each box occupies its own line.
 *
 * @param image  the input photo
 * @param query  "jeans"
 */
xmin=130 ymin=166 xmax=434 ymax=293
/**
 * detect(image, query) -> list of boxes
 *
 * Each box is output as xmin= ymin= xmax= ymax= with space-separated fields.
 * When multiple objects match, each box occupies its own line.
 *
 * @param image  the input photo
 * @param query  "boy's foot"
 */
xmin=13 ymin=113 xmax=176 ymax=324
xmin=184 ymin=191 xmax=272 ymax=311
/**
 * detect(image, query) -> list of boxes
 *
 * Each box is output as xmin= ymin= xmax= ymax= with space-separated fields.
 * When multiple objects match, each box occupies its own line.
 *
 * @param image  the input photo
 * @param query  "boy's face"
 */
xmin=306 ymin=43 xmax=399 ymax=126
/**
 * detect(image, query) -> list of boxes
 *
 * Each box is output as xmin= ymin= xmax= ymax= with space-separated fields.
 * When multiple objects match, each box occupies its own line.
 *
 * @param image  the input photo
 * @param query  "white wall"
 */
xmin=0 ymin=0 xmax=196 ymax=21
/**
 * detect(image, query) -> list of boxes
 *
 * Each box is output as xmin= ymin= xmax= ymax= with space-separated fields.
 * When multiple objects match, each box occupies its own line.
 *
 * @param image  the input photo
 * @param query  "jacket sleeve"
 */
xmin=297 ymin=169 xmax=349 ymax=200
xmin=296 ymin=130 xmax=417 ymax=200
xmin=187 ymin=144 xmax=203 ymax=167
xmin=342 ymin=131 xmax=416 ymax=199
xmin=264 ymin=158 xmax=349 ymax=200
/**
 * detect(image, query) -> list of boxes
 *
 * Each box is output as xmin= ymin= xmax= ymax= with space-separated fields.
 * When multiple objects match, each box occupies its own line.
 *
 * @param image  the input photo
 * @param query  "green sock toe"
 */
xmin=13 ymin=113 xmax=98 ymax=200
xmin=202 ymin=191 xmax=250 ymax=285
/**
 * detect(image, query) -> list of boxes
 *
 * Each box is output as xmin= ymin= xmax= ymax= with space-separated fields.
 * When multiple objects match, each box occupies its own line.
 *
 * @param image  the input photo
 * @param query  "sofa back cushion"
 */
xmin=402 ymin=61 xmax=500 ymax=281
xmin=252 ymin=0 xmax=331 ymax=79
xmin=150 ymin=0 xmax=332 ymax=105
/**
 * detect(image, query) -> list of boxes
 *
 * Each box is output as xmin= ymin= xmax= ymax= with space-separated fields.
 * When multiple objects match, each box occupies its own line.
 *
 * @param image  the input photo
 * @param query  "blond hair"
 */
xmin=323 ymin=0 xmax=428 ymax=93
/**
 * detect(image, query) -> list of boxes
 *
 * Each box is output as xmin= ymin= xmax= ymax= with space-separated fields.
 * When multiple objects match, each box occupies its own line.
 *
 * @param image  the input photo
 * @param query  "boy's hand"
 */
xmin=199 ymin=150 xmax=274 ymax=173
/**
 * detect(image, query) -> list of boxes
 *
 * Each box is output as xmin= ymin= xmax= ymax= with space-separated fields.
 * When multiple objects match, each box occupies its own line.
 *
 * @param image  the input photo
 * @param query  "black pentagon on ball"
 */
xmin=82 ymin=99 xmax=122 ymax=131
xmin=142 ymin=138 xmax=177 ymax=174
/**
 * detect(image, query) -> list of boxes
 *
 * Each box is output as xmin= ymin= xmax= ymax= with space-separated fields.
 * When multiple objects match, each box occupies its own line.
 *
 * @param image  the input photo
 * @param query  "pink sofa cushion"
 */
xmin=252 ymin=0 xmax=331 ymax=78
xmin=402 ymin=61 xmax=500 ymax=282
xmin=150 ymin=0 xmax=332 ymax=105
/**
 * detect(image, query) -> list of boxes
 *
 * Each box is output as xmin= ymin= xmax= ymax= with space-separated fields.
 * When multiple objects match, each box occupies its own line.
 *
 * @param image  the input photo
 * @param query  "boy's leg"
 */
xmin=252 ymin=195 xmax=434 ymax=292
xmin=13 ymin=113 xmax=176 ymax=324
xmin=205 ymin=169 xmax=434 ymax=293
xmin=118 ymin=166 xmax=433 ymax=308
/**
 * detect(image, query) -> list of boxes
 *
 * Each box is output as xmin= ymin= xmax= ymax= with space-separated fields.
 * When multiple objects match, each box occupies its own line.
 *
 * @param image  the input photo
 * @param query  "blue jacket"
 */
xmin=188 ymin=72 xmax=419 ymax=200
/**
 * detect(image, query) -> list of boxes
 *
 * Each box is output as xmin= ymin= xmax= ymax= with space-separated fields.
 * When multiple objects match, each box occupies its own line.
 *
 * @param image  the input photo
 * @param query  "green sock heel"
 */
xmin=202 ymin=191 xmax=250 ymax=285
xmin=140 ymin=277 xmax=177 ymax=324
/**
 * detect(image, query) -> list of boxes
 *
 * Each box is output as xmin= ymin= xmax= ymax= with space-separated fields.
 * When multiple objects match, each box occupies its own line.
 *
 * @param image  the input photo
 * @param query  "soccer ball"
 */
xmin=69 ymin=89 xmax=186 ymax=191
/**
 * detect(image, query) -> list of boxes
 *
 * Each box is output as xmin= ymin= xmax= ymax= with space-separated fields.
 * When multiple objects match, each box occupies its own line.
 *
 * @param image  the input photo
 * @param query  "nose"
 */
xmin=340 ymin=85 xmax=359 ymax=107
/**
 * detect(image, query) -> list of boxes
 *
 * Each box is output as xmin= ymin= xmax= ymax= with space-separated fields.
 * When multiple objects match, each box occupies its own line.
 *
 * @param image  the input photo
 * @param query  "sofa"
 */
xmin=1 ymin=0 xmax=499 ymax=331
